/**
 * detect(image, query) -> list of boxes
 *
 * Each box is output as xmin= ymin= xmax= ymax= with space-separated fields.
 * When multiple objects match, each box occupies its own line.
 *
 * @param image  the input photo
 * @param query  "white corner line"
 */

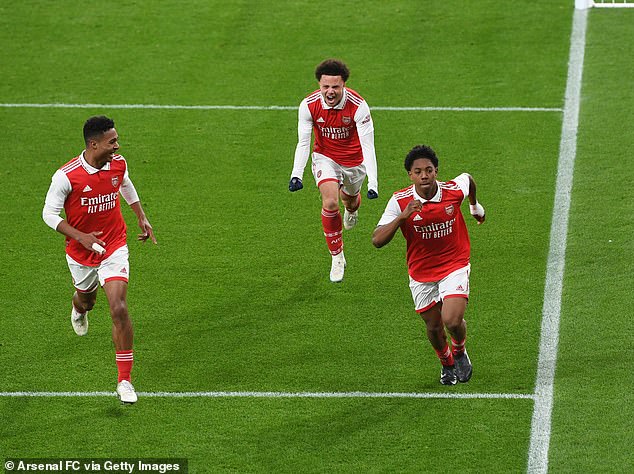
xmin=0 ymin=103 xmax=562 ymax=112
xmin=527 ymin=7 xmax=587 ymax=474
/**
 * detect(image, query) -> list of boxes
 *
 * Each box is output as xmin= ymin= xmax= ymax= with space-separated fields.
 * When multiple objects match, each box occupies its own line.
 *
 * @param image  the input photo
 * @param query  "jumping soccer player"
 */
xmin=372 ymin=145 xmax=485 ymax=385
xmin=42 ymin=116 xmax=157 ymax=403
xmin=289 ymin=58 xmax=379 ymax=282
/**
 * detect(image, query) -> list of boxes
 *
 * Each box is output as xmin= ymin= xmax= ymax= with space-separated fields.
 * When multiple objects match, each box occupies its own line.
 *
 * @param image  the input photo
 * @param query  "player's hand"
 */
xmin=289 ymin=177 xmax=303 ymax=192
xmin=78 ymin=231 xmax=106 ymax=254
xmin=402 ymin=200 xmax=423 ymax=219
xmin=367 ymin=189 xmax=378 ymax=199
xmin=138 ymin=219 xmax=157 ymax=244
xmin=469 ymin=202 xmax=486 ymax=225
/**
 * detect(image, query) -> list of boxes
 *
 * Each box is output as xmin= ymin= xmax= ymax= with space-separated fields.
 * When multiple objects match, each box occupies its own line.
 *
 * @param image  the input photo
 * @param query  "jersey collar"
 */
xmin=320 ymin=88 xmax=348 ymax=110
xmin=80 ymin=151 xmax=111 ymax=174
xmin=412 ymin=182 xmax=442 ymax=203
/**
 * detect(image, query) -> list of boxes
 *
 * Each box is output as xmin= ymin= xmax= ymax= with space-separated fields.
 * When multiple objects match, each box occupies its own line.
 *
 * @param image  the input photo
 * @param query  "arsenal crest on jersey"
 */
xmin=445 ymin=204 xmax=454 ymax=216
xmin=112 ymin=176 xmax=120 ymax=188
xmin=342 ymin=116 xmax=351 ymax=125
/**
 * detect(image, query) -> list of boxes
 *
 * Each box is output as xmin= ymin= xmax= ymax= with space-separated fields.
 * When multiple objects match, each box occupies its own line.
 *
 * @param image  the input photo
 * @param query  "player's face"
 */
xmin=408 ymin=158 xmax=438 ymax=196
xmin=318 ymin=75 xmax=345 ymax=107
xmin=90 ymin=128 xmax=120 ymax=163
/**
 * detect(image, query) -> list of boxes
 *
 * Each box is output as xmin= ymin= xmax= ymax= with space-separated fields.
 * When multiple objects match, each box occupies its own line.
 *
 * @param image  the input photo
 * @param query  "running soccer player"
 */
xmin=42 ymin=116 xmax=157 ymax=404
xmin=289 ymin=58 xmax=379 ymax=282
xmin=372 ymin=145 xmax=485 ymax=385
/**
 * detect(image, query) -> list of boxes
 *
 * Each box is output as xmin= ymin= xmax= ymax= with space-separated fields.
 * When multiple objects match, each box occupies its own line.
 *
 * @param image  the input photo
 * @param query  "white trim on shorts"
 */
xmin=311 ymin=152 xmax=366 ymax=196
xmin=66 ymin=245 xmax=130 ymax=292
xmin=409 ymin=264 xmax=471 ymax=313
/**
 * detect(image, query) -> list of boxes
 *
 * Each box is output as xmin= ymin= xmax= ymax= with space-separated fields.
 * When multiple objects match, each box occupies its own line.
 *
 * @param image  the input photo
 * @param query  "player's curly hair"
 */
xmin=83 ymin=115 xmax=115 ymax=144
xmin=315 ymin=59 xmax=350 ymax=82
xmin=404 ymin=145 xmax=439 ymax=171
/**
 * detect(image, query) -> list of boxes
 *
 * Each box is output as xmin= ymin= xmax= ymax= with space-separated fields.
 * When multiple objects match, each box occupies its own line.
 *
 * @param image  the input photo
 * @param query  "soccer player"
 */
xmin=372 ymin=145 xmax=485 ymax=385
xmin=42 ymin=116 xmax=157 ymax=404
xmin=289 ymin=58 xmax=379 ymax=282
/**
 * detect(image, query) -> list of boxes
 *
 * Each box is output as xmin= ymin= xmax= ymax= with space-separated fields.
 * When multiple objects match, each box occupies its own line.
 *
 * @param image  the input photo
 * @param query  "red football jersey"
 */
xmin=382 ymin=177 xmax=471 ymax=282
xmin=305 ymin=88 xmax=366 ymax=167
xmin=60 ymin=155 xmax=128 ymax=266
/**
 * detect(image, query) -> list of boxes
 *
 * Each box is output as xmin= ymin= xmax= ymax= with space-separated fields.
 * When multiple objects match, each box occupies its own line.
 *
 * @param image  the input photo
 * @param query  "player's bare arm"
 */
xmin=372 ymin=200 xmax=422 ymax=248
xmin=130 ymin=201 xmax=157 ymax=243
xmin=466 ymin=174 xmax=486 ymax=225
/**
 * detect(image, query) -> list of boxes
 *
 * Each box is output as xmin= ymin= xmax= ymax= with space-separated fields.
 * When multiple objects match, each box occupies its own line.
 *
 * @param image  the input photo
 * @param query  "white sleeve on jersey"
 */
xmin=42 ymin=169 xmax=71 ymax=230
xmin=290 ymin=99 xmax=313 ymax=180
xmin=355 ymin=101 xmax=378 ymax=192
xmin=452 ymin=173 xmax=471 ymax=199
xmin=120 ymin=168 xmax=140 ymax=205
xmin=376 ymin=195 xmax=402 ymax=227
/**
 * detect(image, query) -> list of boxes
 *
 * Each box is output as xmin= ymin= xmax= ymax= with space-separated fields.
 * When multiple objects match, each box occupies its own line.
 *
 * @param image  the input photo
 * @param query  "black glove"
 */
xmin=289 ymin=177 xmax=303 ymax=192
xmin=367 ymin=189 xmax=378 ymax=199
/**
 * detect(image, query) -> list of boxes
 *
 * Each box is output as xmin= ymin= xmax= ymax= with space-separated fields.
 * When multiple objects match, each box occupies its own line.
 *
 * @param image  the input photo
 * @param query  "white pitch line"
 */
xmin=527 ymin=7 xmax=587 ymax=474
xmin=0 ymin=102 xmax=562 ymax=112
xmin=0 ymin=390 xmax=534 ymax=400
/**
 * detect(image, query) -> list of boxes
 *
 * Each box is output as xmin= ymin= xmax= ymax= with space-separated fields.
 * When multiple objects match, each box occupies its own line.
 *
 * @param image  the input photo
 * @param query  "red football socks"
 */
xmin=435 ymin=344 xmax=455 ymax=366
xmin=116 ymin=350 xmax=134 ymax=382
xmin=451 ymin=337 xmax=466 ymax=356
xmin=321 ymin=208 xmax=343 ymax=255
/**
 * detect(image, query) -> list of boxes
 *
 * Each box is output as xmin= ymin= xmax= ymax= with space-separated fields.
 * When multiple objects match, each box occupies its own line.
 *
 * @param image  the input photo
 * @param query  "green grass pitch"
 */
xmin=1 ymin=1 xmax=632 ymax=472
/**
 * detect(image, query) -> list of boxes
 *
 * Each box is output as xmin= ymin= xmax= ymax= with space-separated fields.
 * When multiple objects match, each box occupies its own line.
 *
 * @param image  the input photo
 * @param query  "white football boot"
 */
xmin=329 ymin=252 xmax=347 ymax=283
xmin=343 ymin=209 xmax=358 ymax=230
xmin=116 ymin=380 xmax=138 ymax=404
xmin=71 ymin=307 xmax=89 ymax=336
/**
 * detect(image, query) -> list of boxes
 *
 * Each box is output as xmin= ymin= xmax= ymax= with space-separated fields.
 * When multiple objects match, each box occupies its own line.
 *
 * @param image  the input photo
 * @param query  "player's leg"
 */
xmin=102 ymin=280 xmax=137 ymax=404
xmin=319 ymin=180 xmax=344 ymax=256
xmin=319 ymin=181 xmax=346 ymax=282
xmin=319 ymin=180 xmax=340 ymax=211
xmin=420 ymin=304 xmax=448 ymax=353
xmin=102 ymin=280 xmax=133 ymax=351
xmin=98 ymin=246 xmax=137 ymax=403
xmin=440 ymin=297 xmax=467 ymax=343
xmin=440 ymin=298 xmax=472 ymax=383
xmin=73 ymin=289 xmax=97 ymax=313
xmin=66 ymin=255 xmax=99 ymax=336
xmin=438 ymin=265 xmax=472 ymax=382
xmin=313 ymin=153 xmax=346 ymax=282
xmin=340 ymin=164 xmax=366 ymax=230
xmin=410 ymin=277 xmax=456 ymax=385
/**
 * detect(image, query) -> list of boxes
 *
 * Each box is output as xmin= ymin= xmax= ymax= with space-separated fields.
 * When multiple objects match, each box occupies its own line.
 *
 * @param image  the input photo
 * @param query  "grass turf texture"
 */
xmin=1 ymin=1 xmax=632 ymax=472
xmin=548 ymin=10 xmax=634 ymax=473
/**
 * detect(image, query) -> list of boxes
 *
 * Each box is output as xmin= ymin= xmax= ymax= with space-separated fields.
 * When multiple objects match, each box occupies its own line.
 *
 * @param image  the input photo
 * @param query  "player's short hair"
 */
xmin=404 ymin=145 xmax=439 ymax=171
xmin=83 ymin=116 xmax=115 ymax=144
xmin=315 ymin=59 xmax=350 ymax=82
